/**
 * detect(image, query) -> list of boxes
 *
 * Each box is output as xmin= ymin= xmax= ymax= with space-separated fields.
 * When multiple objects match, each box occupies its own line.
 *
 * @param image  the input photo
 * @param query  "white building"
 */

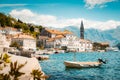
xmin=60 ymin=34 xmax=92 ymax=52
xmin=0 ymin=33 xmax=10 ymax=53
xmin=0 ymin=27 xmax=22 ymax=34
xmin=12 ymin=34 xmax=36 ymax=50
xmin=40 ymin=21 xmax=93 ymax=52
xmin=44 ymin=31 xmax=93 ymax=52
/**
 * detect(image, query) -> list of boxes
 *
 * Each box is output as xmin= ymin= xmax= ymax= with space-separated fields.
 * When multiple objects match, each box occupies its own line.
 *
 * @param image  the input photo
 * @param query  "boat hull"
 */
xmin=64 ymin=61 xmax=102 ymax=68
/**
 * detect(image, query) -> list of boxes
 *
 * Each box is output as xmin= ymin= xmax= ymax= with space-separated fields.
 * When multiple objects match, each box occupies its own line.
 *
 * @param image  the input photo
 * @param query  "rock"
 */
xmin=0 ymin=53 xmax=46 ymax=80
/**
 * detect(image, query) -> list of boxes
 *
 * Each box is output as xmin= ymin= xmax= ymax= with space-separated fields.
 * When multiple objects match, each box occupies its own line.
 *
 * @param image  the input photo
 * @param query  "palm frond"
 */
xmin=9 ymin=61 xmax=26 ymax=80
xmin=31 ymin=69 xmax=44 ymax=80
xmin=17 ymin=61 xmax=27 ymax=71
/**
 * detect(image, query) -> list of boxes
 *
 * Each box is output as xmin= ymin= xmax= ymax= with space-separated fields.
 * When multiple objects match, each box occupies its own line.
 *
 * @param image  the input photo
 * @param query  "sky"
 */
xmin=0 ymin=0 xmax=120 ymax=30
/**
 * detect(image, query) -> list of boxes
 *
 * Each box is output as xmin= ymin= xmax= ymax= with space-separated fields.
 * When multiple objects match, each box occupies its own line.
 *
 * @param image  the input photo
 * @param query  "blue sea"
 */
xmin=39 ymin=52 xmax=120 ymax=80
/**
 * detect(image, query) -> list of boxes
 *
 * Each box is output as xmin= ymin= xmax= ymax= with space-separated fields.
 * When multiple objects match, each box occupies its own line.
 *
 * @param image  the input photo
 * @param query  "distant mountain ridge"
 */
xmin=59 ymin=26 xmax=120 ymax=46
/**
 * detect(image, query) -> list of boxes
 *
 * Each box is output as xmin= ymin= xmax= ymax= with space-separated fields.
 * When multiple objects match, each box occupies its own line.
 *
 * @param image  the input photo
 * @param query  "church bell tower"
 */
xmin=80 ymin=21 xmax=84 ymax=39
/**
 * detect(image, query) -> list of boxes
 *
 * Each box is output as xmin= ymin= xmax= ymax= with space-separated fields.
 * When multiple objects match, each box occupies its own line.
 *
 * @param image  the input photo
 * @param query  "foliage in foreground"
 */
xmin=31 ymin=69 xmax=43 ymax=80
xmin=0 ymin=53 xmax=11 ymax=70
xmin=31 ymin=69 xmax=49 ymax=80
xmin=0 ymin=53 xmax=47 ymax=80
xmin=9 ymin=61 xmax=27 ymax=80
xmin=0 ymin=53 xmax=26 ymax=80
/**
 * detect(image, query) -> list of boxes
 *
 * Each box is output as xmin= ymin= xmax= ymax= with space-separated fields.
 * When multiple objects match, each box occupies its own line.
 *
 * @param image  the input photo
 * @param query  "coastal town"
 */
xmin=0 ymin=19 xmax=112 ymax=55
xmin=0 ymin=1 xmax=120 ymax=79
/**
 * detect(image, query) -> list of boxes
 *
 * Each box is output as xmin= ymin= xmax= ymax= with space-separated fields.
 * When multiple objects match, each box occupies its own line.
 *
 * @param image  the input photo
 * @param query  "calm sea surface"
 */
xmin=39 ymin=52 xmax=120 ymax=80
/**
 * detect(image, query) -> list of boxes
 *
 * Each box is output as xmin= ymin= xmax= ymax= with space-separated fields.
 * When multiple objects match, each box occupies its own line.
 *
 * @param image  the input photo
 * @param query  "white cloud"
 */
xmin=9 ymin=9 xmax=120 ymax=30
xmin=84 ymin=0 xmax=116 ymax=9
xmin=0 ymin=4 xmax=27 ymax=7
xmin=10 ymin=9 xmax=57 ymax=26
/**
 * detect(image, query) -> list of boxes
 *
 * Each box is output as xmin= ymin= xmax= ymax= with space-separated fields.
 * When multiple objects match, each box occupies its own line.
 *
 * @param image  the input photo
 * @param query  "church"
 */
xmin=60 ymin=21 xmax=93 ymax=52
xmin=39 ymin=21 xmax=93 ymax=52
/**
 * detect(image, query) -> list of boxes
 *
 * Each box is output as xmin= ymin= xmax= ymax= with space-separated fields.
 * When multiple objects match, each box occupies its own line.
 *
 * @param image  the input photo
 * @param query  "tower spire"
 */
xmin=80 ymin=20 xmax=84 ymax=39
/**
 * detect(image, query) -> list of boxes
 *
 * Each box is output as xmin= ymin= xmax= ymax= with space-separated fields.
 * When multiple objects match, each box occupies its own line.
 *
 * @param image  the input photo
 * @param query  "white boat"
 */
xmin=64 ymin=61 xmax=103 ymax=68
xmin=64 ymin=53 xmax=106 ymax=68
xmin=106 ymin=47 xmax=119 ymax=52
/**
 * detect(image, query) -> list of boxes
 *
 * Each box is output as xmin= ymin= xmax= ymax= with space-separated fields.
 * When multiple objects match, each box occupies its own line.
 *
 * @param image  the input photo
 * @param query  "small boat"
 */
xmin=64 ymin=53 xmax=106 ymax=68
xmin=31 ymin=54 xmax=49 ymax=60
xmin=106 ymin=47 xmax=119 ymax=52
xmin=64 ymin=59 xmax=105 ymax=68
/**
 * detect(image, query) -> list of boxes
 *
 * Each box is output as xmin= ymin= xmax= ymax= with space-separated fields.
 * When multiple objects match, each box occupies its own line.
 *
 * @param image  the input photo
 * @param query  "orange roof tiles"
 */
xmin=55 ymin=35 xmax=64 ymax=39
xmin=44 ymin=28 xmax=72 ymax=36
xmin=13 ymin=34 xmax=35 ymax=39
xmin=46 ymin=34 xmax=64 ymax=42
xmin=46 ymin=29 xmax=63 ymax=34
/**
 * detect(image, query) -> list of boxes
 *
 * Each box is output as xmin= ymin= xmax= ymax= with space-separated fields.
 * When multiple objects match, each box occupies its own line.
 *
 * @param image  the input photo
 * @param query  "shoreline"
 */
xmin=0 ymin=53 xmax=46 ymax=80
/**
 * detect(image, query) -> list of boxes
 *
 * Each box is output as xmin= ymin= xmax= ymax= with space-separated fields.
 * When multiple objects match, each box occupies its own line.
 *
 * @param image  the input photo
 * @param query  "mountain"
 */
xmin=60 ymin=26 xmax=120 ymax=46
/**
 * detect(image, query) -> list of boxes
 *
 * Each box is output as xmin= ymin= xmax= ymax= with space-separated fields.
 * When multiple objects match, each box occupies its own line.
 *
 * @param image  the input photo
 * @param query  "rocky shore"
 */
xmin=1 ymin=53 xmax=46 ymax=80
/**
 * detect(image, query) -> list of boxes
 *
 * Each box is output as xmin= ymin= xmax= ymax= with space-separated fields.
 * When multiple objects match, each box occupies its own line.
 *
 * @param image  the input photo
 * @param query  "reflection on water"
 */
xmin=40 ymin=52 xmax=120 ymax=80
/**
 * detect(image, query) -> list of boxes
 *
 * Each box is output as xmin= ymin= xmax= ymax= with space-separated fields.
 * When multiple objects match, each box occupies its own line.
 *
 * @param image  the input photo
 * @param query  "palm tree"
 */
xmin=31 ymin=69 xmax=44 ymax=80
xmin=9 ymin=61 xmax=27 ymax=80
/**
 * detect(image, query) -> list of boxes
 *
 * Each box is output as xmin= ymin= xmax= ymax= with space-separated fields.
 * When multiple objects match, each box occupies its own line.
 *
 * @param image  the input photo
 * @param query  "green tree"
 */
xmin=10 ymin=42 xmax=20 ymax=49
xmin=38 ymin=25 xmax=43 ymax=32
xmin=18 ymin=19 xmax=23 ymax=23
xmin=0 ymin=13 xmax=6 ymax=27
xmin=93 ymin=42 xmax=109 ymax=51
xmin=14 ymin=22 xmax=22 ymax=29
xmin=0 ymin=13 xmax=14 ymax=27
xmin=30 ymin=26 xmax=35 ymax=32
xmin=61 ymin=46 xmax=67 ymax=51
xmin=5 ymin=16 xmax=12 ymax=26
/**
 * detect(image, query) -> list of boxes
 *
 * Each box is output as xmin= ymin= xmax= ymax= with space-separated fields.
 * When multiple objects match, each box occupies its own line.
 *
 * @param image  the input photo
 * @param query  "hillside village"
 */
xmin=0 ymin=26 xmax=93 ymax=53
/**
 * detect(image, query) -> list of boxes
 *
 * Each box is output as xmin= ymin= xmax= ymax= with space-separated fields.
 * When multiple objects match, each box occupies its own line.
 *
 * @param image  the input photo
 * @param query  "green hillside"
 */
xmin=0 ymin=12 xmax=43 ymax=38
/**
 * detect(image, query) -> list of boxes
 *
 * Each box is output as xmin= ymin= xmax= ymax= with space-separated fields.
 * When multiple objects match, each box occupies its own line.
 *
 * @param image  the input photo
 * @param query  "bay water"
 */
xmin=40 ymin=52 xmax=120 ymax=80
